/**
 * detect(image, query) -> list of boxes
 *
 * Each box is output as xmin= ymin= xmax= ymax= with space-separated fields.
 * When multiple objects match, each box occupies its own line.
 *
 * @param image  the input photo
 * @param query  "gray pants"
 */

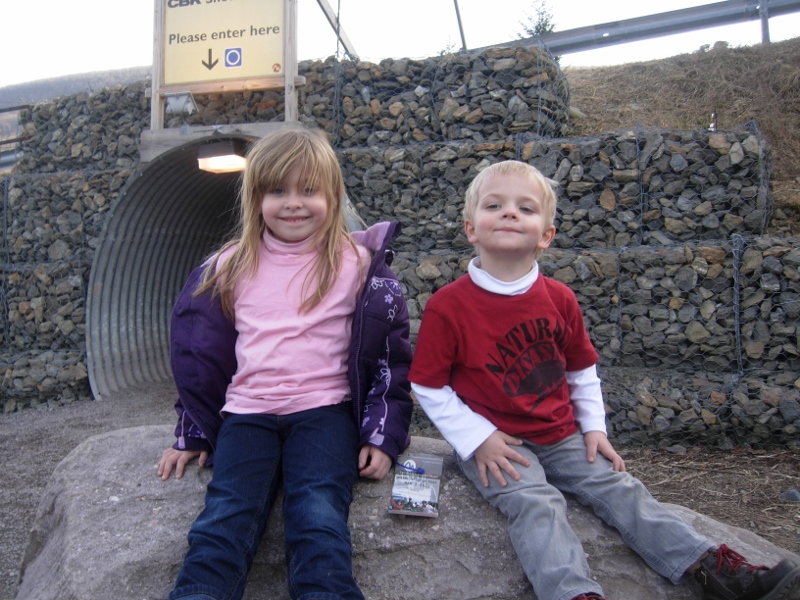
xmin=457 ymin=432 xmax=713 ymax=600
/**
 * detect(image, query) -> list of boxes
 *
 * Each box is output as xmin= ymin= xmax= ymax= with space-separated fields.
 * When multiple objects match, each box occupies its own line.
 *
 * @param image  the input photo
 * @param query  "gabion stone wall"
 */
xmin=337 ymin=129 xmax=799 ymax=448
xmin=299 ymin=46 xmax=569 ymax=146
xmin=2 ymin=79 xmax=149 ymax=410
xmin=162 ymin=46 xmax=570 ymax=143
xmin=14 ymin=84 xmax=148 ymax=174
xmin=1 ymin=169 xmax=134 ymax=410
xmin=2 ymin=47 xmax=798 ymax=449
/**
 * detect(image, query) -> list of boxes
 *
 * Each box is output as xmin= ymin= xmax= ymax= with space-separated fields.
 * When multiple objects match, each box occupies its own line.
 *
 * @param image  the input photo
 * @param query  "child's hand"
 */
xmin=358 ymin=445 xmax=392 ymax=480
xmin=474 ymin=431 xmax=531 ymax=488
xmin=158 ymin=448 xmax=208 ymax=481
xmin=584 ymin=431 xmax=626 ymax=472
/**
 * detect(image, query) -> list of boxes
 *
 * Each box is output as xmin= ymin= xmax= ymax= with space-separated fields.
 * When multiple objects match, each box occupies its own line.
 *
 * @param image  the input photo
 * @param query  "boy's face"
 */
xmin=464 ymin=173 xmax=555 ymax=261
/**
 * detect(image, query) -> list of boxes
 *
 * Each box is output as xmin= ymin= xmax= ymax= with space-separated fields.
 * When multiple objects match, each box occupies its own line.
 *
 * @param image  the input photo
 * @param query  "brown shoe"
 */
xmin=694 ymin=544 xmax=800 ymax=600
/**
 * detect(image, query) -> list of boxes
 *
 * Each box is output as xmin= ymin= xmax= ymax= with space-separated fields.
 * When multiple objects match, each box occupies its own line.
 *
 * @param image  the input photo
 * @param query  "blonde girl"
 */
xmin=159 ymin=127 xmax=413 ymax=600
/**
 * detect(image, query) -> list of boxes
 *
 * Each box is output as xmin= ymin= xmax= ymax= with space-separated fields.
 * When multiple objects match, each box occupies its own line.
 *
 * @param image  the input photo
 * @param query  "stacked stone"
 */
xmin=0 ymin=170 xmax=129 ymax=410
xmin=340 ymin=140 xmax=518 ymax=253
xmin=385 ymin=239 xmax=797 ymax=373
xmin=171 ymin=46 xmax=570 ymax=147
xmin=168 ymin=88 xmax=285 ymax=129
xmin=296 ymin=47 xmax=569 ymax=146
xmin=738 ymin=238 xmax=800 ymax=373
xmin=434 ymin=47 xmax=569 ymax=140
xmin=389 ymin=252 xmax=472 ymax=341
xmin=616 ymin=243 xmax=740 ymax=372
xmin=339 ymin=129 xmax=770 ymax=256
xmin=727 ymin=371 xmax=800 ymax=447
xmin=516 ymin=128 xmax=770 ymax=249
xmin=14 ymin=83 xmax=149 ymax=175
xmin=385 ymin=248 xmax=800 ymax=448
xmin=600 ymin=367 xmax=800 ymax=448
xmin=3 ymin=78 xmax=152 ymax=410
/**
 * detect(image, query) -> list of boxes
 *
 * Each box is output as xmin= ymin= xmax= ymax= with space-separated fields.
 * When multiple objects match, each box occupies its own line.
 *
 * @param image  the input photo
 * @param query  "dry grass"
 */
xmin=565 ymin=37 xmax=800 ymax=217
xmin=623 ymin=447 xmax=800 ymax=555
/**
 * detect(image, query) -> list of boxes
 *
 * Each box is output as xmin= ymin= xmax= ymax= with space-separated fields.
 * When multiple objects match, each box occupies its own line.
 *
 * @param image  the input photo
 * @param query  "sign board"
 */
xmin=162 ymin=0 xmax=284 ymax=86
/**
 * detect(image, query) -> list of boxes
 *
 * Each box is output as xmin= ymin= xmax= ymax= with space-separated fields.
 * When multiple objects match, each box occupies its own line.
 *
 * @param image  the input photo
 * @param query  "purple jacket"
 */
xmin=169 ymin=221 xmax=413 ymax=462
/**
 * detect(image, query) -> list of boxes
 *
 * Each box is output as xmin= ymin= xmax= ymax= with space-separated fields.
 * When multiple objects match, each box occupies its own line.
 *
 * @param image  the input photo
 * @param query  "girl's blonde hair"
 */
xmin=463 ymin=160 xmax=558 ymax=228
xmin=196 ymin=127 xmax=357 ymax=317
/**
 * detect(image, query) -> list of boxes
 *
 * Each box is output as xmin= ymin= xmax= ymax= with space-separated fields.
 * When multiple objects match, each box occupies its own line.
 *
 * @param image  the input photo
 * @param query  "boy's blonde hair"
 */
xmin=196 ymin=127 xmax=358 ymax=317
xmin=463 ymin=160 xmax=559 ymax=228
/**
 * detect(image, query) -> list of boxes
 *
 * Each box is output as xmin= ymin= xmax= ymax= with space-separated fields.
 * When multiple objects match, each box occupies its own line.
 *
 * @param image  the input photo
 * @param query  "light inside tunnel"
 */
xmin=197 ymin=140 xmax=247 ymax=173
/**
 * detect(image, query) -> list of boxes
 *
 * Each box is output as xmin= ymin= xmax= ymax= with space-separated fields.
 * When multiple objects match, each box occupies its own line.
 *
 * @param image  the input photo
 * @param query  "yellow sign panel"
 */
xmin=162 ymin=0 xmax=284 ymax=86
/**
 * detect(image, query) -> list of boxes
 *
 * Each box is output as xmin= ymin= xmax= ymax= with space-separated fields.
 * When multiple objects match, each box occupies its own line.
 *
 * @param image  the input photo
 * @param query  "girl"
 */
xmin=158 ymin=127 xmax=413 ymax=600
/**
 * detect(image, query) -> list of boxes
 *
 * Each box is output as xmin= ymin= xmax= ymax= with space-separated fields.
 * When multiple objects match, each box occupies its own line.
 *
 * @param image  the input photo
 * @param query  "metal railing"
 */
xmin=493 ymin=0 xmax=800 ymax=55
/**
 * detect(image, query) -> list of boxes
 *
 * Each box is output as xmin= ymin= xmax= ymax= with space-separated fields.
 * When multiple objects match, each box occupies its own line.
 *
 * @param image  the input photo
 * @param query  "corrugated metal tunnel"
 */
xmin=86 ymin=137 xmax=245 ymax=399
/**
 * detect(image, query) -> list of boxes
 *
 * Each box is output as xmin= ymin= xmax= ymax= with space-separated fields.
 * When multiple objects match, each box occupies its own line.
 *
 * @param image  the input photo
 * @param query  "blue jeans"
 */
xmin=169 ymin=403 xmax=364 ymax=600
xmin=457 ymin=432 xmax=713 ymax=600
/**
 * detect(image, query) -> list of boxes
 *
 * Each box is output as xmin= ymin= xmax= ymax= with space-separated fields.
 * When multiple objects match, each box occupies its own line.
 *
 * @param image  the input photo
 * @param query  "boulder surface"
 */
xmin=15 ymin=427 xmax=799 ymax=600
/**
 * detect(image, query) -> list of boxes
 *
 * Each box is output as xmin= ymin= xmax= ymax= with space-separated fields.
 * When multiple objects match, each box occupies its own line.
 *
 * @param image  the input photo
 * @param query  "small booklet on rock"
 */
xmin=387 ymin=452 xmax=443 ymax=517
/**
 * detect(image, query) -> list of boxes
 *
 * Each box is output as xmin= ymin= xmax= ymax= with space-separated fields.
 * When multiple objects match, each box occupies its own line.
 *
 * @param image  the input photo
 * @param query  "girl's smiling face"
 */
xmin=260 ymin=165 xmax=329 ymax=243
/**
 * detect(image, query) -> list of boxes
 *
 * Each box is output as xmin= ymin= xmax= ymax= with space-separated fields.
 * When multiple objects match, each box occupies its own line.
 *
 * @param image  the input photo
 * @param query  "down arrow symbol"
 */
xmin=202 ymin=49 xmax=218 ymax=70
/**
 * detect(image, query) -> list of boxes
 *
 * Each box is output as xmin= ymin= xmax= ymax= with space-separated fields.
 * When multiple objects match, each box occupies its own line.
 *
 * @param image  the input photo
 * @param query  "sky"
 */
xmin=1 ymin=0 xmax=799 ymax=89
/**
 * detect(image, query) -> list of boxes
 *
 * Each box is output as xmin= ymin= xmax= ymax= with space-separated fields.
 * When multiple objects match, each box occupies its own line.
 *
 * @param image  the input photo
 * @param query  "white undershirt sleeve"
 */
xmin=411 ymin=382 xmax=497 ymax=461
xmin=566 ymin=365 xmax=607 ymax=434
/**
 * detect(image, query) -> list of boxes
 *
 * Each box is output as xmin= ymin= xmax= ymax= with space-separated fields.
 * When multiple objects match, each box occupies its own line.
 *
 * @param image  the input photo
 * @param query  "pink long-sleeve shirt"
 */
xmin=221 ymin=231 xmax=368 ymax=415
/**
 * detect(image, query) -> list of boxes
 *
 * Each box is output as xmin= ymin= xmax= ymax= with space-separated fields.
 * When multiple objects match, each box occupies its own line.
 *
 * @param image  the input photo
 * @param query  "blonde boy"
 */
xmin=409 ymin=161 xmax=799 ymax=600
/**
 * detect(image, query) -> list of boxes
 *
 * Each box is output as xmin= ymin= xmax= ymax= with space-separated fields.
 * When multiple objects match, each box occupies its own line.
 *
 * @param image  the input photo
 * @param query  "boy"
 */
xmin=409 ymin=160 xmax=800 ymax=600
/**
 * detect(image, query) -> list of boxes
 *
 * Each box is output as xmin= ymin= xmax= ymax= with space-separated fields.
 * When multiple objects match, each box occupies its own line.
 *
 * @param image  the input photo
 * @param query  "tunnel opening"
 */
xmin=86 ymin=136 xmax=249 ymax=399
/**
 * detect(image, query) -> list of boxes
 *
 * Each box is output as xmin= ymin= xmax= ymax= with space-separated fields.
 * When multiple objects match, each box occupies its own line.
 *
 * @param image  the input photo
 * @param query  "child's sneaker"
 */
xmin=694 ymin=544 xmax=800 ymax=600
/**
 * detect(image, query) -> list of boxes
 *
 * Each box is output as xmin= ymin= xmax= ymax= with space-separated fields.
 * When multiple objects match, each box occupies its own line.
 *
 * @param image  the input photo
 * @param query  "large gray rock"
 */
xmin=16 ymin=426 xmax=799 ymax=600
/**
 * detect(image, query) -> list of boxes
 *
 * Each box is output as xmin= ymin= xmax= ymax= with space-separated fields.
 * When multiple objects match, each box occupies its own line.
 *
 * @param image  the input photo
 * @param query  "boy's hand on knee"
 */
xmin=474 ymin=431 xmax=531 ymax=488
xmin=584 ymin=431 xmax=626 ymax=472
